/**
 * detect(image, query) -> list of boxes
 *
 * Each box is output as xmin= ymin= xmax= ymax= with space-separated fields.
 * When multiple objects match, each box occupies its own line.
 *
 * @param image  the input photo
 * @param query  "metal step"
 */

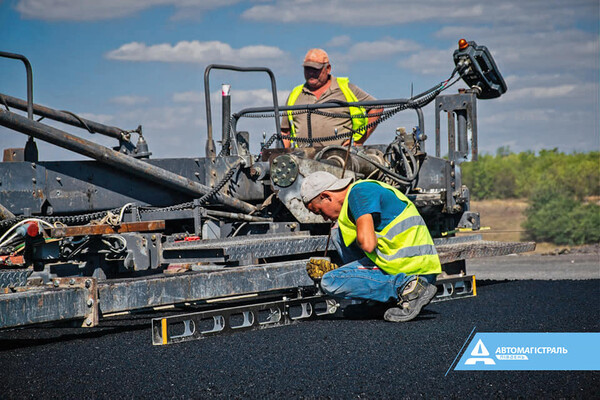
xmin=0 ymin=269 xmax=31 ymax=289
xmin=161 ymin=233 xmax=329 ymax=264
xmin=160 ymin=233 xmax=534 ymax=266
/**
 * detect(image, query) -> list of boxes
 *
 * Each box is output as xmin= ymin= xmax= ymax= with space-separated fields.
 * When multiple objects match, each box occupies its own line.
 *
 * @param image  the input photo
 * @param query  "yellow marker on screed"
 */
xmin=161 ymin=318 xmax=168 ymax=345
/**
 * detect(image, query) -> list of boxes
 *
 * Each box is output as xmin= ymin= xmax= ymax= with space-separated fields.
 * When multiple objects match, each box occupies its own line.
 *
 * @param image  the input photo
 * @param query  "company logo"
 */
xmin=464 ymin=339 xmax=496 ymax=365
xmin=451 ymin=332 xmax=599 ymax=371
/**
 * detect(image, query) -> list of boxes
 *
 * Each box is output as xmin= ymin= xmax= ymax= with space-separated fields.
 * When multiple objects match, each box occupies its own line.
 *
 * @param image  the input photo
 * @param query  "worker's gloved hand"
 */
xmin=306 ymin=257 xmax=339 ymax=281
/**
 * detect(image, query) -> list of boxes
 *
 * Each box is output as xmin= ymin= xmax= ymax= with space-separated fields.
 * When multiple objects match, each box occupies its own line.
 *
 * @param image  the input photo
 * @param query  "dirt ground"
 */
xmin=470 ymin=199 xmax=528 ymax=242
xmin=468 ymin=199 xmax=598 ymax=254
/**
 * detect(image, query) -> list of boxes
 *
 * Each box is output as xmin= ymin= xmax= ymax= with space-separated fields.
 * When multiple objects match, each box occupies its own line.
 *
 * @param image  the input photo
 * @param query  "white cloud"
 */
xmin=481 ymin=108 xmax=556 ymax=124
xmin=326 ymin=35 xmax=351 ymax=48
xmin=242 ymin=0 xmax=597 ymax=28
xmin=344 ymin=38 xmax=420 ymax=60
xmin=326 ymin=38 xmax=421 ymax=72
xmin=242 ymin=0 xmax=483 ymax=26
xmin=19 ymin=0 xmax=596 ymax=26
xmin=434 ymin=26 xmax=599 ymax=74
xmin=398 ymin=48 xmax=453 ymax=76
xmin=476 ymin=105 xmax=598 ymax=154
xmin=499 ymin=85 xmax=576 ymax=101
xmin=111 ymin=99 xmax=284 ymax=157
xmin=15 ymin=0 xmax=240 ymax=21
xmin=399 ymin=23 xmax=598 ymax=80
xmin=119 ymin=105 xmax=200 ymax=131
xmin=110 ymin=95 xmax=150 ymax=106
xmin=227 ymin=89 xmax=291 ymax=106
xmin=76 ymin=112 xmax=115 ymax=125
xmin=106 ymin=41 xmax=289 ymax=66
xmin=172 ymin=91 xmax=204 ymax=103
xmin=173 ymin=89 xmax=291 ymax=106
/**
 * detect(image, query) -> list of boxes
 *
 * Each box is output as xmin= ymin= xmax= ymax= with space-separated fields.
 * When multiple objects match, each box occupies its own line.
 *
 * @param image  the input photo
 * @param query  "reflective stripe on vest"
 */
xmin=337 ymin=78 xmax=369 ymax=142
xmin=337 ymin=180 xmax=442 ymax=276
xmin=286 ymin=84 xmax=304 ymax=147
xmin=286 ymin=77 xmax=369 ymax=147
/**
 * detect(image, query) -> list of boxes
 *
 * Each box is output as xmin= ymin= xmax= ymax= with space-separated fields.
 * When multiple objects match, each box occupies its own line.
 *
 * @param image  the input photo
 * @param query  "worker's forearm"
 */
xmin=357 ymin=237 xmax=377 ymax=253
xmin=356 ymin=214 xmax=378 ymax=253
xmin=281 ymin=128 xmax=291 ymax=148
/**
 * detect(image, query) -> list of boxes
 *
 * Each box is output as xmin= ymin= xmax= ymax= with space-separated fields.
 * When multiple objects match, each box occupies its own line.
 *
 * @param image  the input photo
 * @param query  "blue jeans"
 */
xmin=320 ymin=227 xmax=436 ymax=303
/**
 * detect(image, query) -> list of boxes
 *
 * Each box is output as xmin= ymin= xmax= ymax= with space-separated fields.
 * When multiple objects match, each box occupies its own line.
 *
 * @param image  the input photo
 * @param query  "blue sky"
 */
xmin=1 ymin=0 xmax=598 ymax=161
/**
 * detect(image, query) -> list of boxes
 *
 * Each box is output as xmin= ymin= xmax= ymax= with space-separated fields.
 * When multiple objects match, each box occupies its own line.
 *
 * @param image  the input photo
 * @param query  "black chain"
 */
xmin=0 ymin=208 xmax=122 ymax=230
xmin=254 ymin=102 xmax=412 ymax=149
xmin=240 ymin=77 xmax=447 ymax=150
xmin=0 ymin=162 xmax=243 ymax=230
xmin=196 ymin=161 xmax=240 ymax=204
xmin=138 ymin=161 xmax=241 ymax=214
xmin=218 ymin=137 xmax=232 ymax=157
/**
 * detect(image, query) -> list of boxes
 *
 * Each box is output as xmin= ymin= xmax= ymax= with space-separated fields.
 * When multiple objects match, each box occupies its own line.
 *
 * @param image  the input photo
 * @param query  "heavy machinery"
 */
xmin=0 ymin=40 xmax=532 ymax=344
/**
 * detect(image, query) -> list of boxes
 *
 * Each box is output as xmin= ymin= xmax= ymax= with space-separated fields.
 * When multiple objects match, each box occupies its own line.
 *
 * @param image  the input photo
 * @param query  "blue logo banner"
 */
xmin=455 ymin=332 xmax=600 ymax=371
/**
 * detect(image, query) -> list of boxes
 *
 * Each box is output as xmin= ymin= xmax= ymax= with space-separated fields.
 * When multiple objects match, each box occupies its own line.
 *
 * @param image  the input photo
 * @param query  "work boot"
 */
xmin=383 ymin=277 xmax=437 ymax=322
xmin=306 ymin=257 xmax=339 ymax=281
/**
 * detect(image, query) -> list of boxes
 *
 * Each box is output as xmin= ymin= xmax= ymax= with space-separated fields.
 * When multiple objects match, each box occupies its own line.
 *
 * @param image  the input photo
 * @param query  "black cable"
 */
xmin=60 ymin=110 xmax=95 ymax=134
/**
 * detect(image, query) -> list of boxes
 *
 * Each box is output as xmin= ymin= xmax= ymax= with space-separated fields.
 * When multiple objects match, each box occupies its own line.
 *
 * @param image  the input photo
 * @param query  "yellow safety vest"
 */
xmin=286 ymin=77 xmax=369 ymax=147
xmin=337 ymin=180 xmax=442 ymax=276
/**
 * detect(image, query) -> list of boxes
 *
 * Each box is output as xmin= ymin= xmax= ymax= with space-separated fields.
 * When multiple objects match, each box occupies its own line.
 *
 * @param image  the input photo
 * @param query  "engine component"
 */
xmin=271 ymin=154 xmax=299 ymax=188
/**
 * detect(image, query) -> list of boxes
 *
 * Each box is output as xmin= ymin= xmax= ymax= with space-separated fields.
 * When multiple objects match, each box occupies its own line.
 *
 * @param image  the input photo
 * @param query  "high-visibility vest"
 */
xmin=286 ymin=77 xmax=369 ymax=146
xmin=337 ymin=180 xmax=442 ymax=276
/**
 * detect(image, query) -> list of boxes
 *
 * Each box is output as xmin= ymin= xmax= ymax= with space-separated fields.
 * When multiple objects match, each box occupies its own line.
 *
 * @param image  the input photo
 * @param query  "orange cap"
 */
xmin=303 ymin=48 xmax=329 ymax=69
xmin=458 ymin=39 xmax=469 ymax=50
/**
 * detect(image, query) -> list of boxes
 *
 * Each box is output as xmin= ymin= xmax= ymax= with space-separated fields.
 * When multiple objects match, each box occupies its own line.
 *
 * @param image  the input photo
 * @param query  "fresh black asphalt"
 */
xmin=1 ymin=279 xmax=598 ymax=399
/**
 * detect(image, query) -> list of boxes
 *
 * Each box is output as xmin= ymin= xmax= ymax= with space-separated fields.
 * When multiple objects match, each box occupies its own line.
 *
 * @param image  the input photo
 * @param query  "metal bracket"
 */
xmin=435 ymin=93 xmax=478 ymax=163
xmin=50 ymin=277 xmax=99 ymax=327
xmin=432 ymin=275 xmax=476 ymax=302
xmin=458 ymin=211 xmax=481 ymax=230
xmin=0 ymin=276 xmax=99 ymax=329
xmin=152 ymin=295 xmax=338 ymax=345
xmin=193 ymin=199 xmax=204 ymax=236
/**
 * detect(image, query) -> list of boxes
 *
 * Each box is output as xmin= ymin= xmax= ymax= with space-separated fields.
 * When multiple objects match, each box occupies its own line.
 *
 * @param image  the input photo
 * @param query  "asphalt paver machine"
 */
xmin=0 ymin=40 xmax=534 ymax=344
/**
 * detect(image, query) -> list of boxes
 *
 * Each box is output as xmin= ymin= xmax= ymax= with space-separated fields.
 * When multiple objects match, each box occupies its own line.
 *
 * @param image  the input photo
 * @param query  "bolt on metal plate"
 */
xmin=271 ymin=154 xmax=299 ymax=188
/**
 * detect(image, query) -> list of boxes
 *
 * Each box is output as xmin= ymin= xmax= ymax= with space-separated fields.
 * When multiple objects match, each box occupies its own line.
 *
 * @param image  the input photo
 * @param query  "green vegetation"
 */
xmin=522 ymin=186 xmax=600 ymax=245
xmin=462 ymin=148 xmax=599 ymax=200
xmin=462 ymin=148 xmax=600 ymax=245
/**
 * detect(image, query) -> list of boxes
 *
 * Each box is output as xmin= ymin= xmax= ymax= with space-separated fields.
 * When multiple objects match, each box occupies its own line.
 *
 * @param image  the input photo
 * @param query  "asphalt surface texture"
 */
xmin=1 ymin=257 xmax=599 ymax=399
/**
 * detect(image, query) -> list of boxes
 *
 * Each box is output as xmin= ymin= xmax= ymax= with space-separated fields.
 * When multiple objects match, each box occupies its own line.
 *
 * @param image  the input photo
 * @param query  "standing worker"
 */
xmin=301 ymin=171 xmax=442 ymax=322
xmin=281 ymin=48 xmax=383 ymax=148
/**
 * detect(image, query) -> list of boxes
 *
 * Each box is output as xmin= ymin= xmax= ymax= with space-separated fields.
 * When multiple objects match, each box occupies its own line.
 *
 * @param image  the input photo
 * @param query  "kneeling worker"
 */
xmin=301 ymin=171 xmax=442 ymax=322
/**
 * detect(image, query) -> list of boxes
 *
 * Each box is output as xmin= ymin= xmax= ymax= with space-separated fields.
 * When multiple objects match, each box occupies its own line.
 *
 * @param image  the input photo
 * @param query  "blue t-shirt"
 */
xmin=347 ymin=182 xmax=407 ymax=231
